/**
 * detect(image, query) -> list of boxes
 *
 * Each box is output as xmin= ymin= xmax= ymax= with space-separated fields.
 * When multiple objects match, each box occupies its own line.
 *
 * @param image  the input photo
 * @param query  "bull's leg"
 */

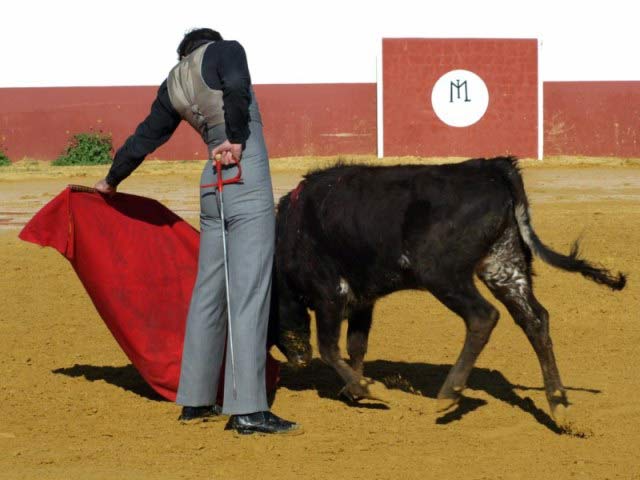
xmin=478 ymin=272 xmax=569 ymax=425
xmin=505 ymin=293 xmax=569 ymax=426
xmin=429 ymin=280 xmax=500 ymax=412
xmin=346 ymin=305 xmax=374 ymax=376
xmin=477 ymin=228 xmax=569 ymax=426
xmin=316 ymin=301 xmax=382 ymax=401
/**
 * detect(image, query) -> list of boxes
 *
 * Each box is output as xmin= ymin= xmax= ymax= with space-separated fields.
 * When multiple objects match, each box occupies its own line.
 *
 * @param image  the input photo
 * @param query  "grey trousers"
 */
xmin=176 ymin=121 xmax=275 ymax=415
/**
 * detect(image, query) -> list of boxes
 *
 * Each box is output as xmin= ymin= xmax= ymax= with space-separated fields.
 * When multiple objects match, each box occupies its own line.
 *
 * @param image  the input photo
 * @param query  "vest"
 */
xmin=166 ymin=42 xmax=261 ymax=145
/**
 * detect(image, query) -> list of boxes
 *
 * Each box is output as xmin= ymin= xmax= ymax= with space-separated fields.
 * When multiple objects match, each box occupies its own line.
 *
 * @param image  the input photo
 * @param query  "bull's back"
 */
xmin=298 ymin=159 xmax=515 ymax=238
xmin=277 ymin=158 xmax=518 ymax=294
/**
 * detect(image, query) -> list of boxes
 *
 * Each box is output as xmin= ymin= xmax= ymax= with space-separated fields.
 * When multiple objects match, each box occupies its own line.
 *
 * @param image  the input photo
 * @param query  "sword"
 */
xmin=201 ymin=151 xmax=242 ymax=399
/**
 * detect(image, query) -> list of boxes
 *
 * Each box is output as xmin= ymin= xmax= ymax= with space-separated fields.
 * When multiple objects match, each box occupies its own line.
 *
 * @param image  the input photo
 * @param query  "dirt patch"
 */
xmin=1 ymin=159 xmax=639 ymax=479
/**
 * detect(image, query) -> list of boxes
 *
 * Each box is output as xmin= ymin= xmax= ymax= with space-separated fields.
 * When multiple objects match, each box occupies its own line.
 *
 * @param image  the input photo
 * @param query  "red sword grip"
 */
xmin=201 ymin=153 xmax=243 ymax=190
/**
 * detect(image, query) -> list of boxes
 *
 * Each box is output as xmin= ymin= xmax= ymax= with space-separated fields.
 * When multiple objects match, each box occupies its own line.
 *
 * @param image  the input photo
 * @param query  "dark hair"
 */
xmin=177 ymin=28 xmax=223 ymax=59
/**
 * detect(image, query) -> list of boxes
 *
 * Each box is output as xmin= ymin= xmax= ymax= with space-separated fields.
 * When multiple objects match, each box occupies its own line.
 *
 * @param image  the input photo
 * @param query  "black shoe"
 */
xmin=224 ymin=411 xmax=302 ymax=435
xmin=178 ymin=405 xmax=225 ymax=423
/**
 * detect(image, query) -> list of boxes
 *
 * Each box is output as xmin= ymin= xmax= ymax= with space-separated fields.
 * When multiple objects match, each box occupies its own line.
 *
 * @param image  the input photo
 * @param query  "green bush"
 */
xmin=53 ymin=132 xmax=113 ymax=166
xmin=0 ymin=150 xmax=10 ymax=166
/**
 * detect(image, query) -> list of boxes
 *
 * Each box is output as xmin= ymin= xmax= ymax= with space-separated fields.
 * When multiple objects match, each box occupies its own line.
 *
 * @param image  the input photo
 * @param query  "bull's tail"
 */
xmin=497 ymin=157 xmax=626 ymax=291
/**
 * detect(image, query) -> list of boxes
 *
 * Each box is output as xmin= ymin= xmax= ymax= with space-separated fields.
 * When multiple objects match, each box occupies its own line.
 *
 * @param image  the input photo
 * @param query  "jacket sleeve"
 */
xmin=217 ymin=41 xmax=251 ymax=145
xmin=106 ymin=81 xmax=181 ymax=187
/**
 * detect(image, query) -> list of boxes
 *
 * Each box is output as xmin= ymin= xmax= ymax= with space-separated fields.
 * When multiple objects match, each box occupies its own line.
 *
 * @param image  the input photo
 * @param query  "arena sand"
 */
xmin=1 ymin=158 xmax=639 ymax=479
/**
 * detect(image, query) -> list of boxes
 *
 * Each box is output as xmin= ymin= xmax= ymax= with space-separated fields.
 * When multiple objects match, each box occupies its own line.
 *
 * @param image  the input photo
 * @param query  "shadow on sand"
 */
xmin=278 ymin=358 xmax=601 ymax=434
xmin=53 ymin=359 xmax=600 ymax=434
xmin=52 ymin=364 xmax=166 ymax=402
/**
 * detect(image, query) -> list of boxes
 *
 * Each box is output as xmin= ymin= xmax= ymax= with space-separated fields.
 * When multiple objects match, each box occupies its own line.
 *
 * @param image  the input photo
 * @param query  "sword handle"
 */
xmin=200 ymin=153 xmax=243 ymax=190
xmin=215 ymin=154 xmax=242 ymax=191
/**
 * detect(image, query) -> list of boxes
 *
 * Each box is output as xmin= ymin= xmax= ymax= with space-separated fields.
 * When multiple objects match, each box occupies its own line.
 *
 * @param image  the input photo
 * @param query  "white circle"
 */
xmin=431 ymin=70 xmax=489 ymax=128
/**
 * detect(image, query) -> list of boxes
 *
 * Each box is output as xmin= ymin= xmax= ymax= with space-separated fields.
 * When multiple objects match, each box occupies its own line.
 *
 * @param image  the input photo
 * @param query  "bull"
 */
xmin=270 ymin=157 xmax=625 ymax=426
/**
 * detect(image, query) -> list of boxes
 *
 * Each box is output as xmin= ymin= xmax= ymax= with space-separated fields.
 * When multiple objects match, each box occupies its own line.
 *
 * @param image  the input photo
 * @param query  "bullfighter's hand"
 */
xmin=211 ymin=140 xmax=243 ymax=165
xmin=94 ymin=178 xmax=117 ymax=196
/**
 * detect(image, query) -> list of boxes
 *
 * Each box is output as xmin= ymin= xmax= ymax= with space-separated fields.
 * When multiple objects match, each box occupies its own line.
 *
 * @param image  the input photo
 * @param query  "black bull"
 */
xmin=268 ymin=157 xmax=626 ymax=425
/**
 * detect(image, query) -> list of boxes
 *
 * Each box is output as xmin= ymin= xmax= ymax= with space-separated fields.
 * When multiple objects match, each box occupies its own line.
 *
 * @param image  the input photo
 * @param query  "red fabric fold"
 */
xmin=19 ymin=187 xmax=279 ymax=402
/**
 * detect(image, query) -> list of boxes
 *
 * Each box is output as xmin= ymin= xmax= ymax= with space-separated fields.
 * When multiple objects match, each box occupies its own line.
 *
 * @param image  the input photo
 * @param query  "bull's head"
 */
xmin=278 ymin=325 xmax=312 ymax=368
xmin=268 ymin=280 xmax=312 ymax=368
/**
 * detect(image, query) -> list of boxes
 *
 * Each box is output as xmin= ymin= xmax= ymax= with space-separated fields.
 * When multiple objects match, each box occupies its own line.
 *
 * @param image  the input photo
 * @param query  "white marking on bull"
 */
xmin=480 ymin=227 xmax=535 ymax=317
xmin=338 ymin=277 xmax=350 ymax=295
xmin=399 ymin=254 xmax=411 ymax=269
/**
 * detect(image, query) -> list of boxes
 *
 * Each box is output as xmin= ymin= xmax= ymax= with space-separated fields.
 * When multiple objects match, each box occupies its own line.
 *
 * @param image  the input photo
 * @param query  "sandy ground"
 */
xmin=1 ymin=157 xmax=639 ymax=479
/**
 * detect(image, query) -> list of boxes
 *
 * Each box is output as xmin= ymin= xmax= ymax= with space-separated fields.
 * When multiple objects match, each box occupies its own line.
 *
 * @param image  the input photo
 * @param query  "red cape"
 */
xmin=19 ymin=187 xmax=279 ymax=401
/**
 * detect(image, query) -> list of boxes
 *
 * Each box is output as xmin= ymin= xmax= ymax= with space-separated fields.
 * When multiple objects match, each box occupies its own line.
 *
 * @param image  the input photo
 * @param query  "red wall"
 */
xmin=0 ymin=84 xmax=377 ymax=161
xmin=544 ymin=81 xmax=640 ymax=157
xmin=258 ymin=84 xmax=376 ymax=156
xmin=383 ymin=38 xmax=538 ymax=158
xmin=1 ymin=79 xmax=639 ymax=161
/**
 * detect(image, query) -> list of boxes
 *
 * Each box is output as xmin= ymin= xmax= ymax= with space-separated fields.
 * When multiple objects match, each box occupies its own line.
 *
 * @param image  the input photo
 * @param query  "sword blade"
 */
xmin=218 ymin=189 xmax=237 ymax=399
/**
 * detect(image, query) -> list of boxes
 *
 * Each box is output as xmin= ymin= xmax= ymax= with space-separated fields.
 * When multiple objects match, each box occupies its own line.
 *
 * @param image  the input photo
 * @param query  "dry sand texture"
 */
xmin=1 ymin=157 xmax=639 ymax=479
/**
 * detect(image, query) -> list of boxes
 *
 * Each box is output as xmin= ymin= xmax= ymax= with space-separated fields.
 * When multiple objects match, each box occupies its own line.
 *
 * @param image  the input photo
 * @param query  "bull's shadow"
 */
xmin=278 ymin=359 xmax=601 ymax=434
xmin=54 ymin=360 xmax=600 ymax=435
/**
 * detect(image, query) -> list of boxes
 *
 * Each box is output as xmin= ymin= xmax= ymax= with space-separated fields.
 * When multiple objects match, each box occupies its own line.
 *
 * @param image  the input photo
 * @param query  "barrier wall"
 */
xmin=0 ymin=84 xmax=377 ymax=160
xmin=382 ymin=38 xmax=538 ymax=158
xmin=0 ymin=77 xmax=638 ymax=161
xmin=544 ymin=81 xmax=640 ymax=157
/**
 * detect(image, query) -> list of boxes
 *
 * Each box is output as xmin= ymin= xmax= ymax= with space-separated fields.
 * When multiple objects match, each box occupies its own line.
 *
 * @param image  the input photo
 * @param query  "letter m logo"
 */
xmin=450 ymin=79 xmax=471 ymax=103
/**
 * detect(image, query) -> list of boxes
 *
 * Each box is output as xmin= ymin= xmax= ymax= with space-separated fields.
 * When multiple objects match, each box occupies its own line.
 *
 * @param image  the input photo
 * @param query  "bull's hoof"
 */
xmin=436 ymin=385 xmax=464 ymax=413
xmin=551 ymin=403 xmax=571 ymax=428
xmin=549 ymin=390 xmax=571 ymax=429
xmin=436 ymin=396 xmax=460 ymax=413
xmin=367 ymin=380 xmax=390 ymax=403
xmin=550 ymin=401 xmax=592 ymax=437
xmin=339 ymin=378 xmax=389 ymax=403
